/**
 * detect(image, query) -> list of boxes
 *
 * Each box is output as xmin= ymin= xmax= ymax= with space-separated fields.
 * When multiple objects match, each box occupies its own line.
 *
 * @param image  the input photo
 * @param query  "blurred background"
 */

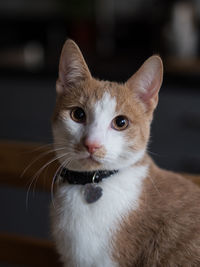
xmin=0 ymin=0 xmax=200 ymax=258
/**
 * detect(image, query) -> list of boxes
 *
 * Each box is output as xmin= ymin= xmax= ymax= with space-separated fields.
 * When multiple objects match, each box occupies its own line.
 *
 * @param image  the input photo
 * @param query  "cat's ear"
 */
xmin=56 ymin=39 xmax=91 ymax=94
xmin=126 ymin=55 xmax=163 ymax=110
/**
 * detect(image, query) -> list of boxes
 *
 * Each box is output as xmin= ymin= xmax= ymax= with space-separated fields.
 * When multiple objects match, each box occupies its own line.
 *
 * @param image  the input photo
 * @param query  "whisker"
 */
xmin=25 ymin=143 xmax=53 ymax=153
xmin=25 ymin=152 xmax=70 ymax=209
xmin=32 ymin=153 xmax=70 ymax=183
xmin=50 ymin=157 xmax=73 ymax=209
xmin=50 ymin=164 xmax=63 ymax=209
xmin=21 ymin=147 xmax=66 ymax=178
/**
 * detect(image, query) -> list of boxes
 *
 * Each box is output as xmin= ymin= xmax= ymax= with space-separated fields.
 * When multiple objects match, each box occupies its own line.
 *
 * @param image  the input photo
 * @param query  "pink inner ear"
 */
xmin=127 ymin=55 xmax=163 ymax=109
xmin=58 ymin=39 xmax=91 ymax=90
xmin=140 ymin=77 xmax=160 ymax=103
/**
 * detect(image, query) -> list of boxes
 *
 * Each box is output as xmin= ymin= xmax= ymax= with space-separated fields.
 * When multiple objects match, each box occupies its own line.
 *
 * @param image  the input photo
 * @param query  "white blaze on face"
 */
xmin=85 ymin=92 xmax=144 ymax=168
xmin=86 ymin=92 xmax=120 ymax=149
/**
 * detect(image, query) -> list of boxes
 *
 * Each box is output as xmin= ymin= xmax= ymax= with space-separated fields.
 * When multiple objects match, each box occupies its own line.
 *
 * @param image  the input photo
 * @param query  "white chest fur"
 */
xmin=51 ymin=165 xmax=148 ymax=267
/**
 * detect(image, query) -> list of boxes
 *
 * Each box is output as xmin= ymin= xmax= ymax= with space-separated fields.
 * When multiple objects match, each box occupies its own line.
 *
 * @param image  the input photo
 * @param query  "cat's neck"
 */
xmin=129 ymin=152 xmax=155 ymax=171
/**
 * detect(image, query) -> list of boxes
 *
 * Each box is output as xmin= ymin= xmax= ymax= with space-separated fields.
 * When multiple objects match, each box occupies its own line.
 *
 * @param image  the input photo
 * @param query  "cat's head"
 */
xmin=52 ymin=40 xmax=163 ymax=171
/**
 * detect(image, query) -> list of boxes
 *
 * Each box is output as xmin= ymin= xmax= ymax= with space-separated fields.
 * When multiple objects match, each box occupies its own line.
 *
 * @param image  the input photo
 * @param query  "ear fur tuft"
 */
xmin=126 ymin=55 xmax=163 ymax=110
xmin=56 ymin=39 xmax=91 ymax=94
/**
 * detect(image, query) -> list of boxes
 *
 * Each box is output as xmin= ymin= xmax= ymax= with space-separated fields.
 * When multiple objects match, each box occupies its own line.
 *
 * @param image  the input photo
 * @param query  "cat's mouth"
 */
xmin=76 ymin=153 xmax=103 ymax=169
xmin=80 ymin=155 xmax=100 ymax=164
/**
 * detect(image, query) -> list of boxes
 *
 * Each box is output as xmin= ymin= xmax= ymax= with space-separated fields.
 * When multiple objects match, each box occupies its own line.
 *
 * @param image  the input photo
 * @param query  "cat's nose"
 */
xmin=84 ymin=139 xmax=102 ymax=154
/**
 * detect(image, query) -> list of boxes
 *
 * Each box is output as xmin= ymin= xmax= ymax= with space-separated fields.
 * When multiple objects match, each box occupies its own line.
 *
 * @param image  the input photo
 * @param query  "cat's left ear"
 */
xmin=126 ymin=55 xmax=163 ymax=110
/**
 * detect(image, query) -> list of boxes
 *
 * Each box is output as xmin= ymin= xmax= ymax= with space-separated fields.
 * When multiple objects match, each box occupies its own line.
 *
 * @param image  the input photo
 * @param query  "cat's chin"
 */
xmin=66 ymin=156 xmax=103 ymax=172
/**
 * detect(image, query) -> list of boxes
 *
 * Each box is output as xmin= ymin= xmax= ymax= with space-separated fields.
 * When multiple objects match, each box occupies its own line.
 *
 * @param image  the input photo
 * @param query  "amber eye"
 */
xmin=112 ymin=115 xmax=129 ymax=131
xmin=70 ymin=107 xmax=86 ymax=123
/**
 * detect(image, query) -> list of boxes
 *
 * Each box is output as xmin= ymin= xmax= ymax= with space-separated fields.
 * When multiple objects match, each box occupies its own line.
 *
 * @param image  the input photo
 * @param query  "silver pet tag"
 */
xmin=84 ymin=184 xmax=103 ymax=204
xmin=83 ymin=173 xmax=103 ymax=204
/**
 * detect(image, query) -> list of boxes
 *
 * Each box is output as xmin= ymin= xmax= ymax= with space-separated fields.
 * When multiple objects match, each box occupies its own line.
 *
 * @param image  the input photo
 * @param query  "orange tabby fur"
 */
xmin=52 ymin=39 xmax=200 ymax=266
xmin=113 ymin=156 xmax=200 ymax=266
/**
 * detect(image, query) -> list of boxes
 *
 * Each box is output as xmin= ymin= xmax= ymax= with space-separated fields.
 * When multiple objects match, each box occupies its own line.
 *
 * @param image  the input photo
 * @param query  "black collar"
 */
xmin=60 ymin=168 xmax=118 ymax=185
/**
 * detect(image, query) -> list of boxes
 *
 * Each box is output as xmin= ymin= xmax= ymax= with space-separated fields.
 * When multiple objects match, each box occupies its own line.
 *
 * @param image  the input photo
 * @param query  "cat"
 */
xmin=51 ymin=39 xmax=200 ymax=267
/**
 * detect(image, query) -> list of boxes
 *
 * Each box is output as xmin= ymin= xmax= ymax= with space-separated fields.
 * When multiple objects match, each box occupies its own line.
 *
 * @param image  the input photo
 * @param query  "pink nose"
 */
xmin=84 ymin=139 xmax=102 ymax=154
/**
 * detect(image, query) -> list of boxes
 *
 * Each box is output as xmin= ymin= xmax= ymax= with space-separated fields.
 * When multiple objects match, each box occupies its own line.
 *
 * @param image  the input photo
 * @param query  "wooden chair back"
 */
xmin=0 ymin=141 xmax=61 ymax=266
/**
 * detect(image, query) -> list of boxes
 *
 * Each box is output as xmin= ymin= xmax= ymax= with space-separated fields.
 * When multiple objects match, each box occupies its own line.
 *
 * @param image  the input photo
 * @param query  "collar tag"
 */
xmin=83 ymin=184 xmax=103 ymax=204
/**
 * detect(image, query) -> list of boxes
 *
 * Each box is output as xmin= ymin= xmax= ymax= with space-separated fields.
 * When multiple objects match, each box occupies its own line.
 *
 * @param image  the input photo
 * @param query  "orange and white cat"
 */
xmin=51 ymin=39 xmax=200 ymax=267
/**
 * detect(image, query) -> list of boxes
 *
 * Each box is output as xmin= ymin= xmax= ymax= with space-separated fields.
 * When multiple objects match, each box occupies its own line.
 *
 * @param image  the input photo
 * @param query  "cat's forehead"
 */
xmin=71 ymin=79 xmax=137 ymax=107
xmin=83 ymin=79 xmax=125 ymax=106
xmin=85 ymin=79 xmax=142 ymax=117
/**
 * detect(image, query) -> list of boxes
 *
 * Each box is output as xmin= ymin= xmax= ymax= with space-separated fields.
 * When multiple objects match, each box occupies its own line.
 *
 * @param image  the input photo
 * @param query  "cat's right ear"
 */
xmin=56 ymin=39 xmax=91 ymax=94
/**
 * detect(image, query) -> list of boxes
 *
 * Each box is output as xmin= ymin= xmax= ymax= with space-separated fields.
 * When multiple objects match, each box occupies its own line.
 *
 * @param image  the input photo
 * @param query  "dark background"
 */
xmin=0 ymin=0 xmax=200 ymax=248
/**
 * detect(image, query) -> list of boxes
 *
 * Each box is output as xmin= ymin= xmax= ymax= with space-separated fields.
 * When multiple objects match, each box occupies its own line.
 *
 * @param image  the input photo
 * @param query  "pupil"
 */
xmin=116 ymin=116 xmax=125 ymax=127
xmin=75 ymin=108 xmax=84 ymax=119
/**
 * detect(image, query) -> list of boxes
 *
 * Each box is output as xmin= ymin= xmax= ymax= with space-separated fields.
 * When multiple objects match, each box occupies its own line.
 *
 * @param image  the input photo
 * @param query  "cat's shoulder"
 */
xmin=143 ymin=161 xmax=200 ymax=213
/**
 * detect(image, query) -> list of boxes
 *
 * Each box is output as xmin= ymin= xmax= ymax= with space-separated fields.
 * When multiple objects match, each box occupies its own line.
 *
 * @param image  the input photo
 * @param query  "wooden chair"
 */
xmin=0 ymin=140 xmax=200 ymax=266
xmin=0 ymin=141 xmax=61 ymax=266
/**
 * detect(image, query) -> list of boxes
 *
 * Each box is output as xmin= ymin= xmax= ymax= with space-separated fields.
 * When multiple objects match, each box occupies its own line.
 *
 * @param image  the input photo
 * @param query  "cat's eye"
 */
xmin=111 ymin=115 xmax=129 ymax=131
xmin=70 ymin=107 xmax=86 ymax=123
